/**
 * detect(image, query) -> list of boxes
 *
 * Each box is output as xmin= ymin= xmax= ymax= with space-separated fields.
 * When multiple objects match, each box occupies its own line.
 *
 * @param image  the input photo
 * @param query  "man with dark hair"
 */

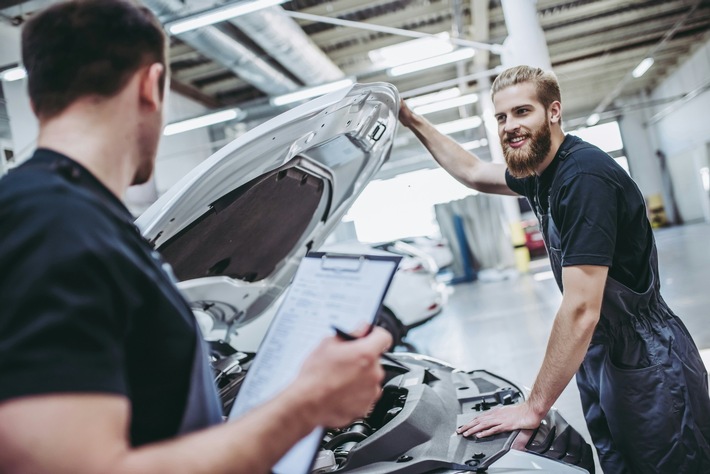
xmin=400 ymin=64 xmax=710 ymax=473
xmin=21 ymin=0 xmax=168 ymax=122
xmin=0 ymin=1 xmax=391 ymax=472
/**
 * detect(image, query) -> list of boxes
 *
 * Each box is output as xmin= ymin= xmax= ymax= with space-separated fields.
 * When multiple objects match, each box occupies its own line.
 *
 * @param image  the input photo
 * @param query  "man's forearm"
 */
xmin=405 ymin=114 xmax=483 ymax=188
xmin=526 ymin=306 xmax=599 ymax=418
xmin=116 ymin=387 xmax=320 ymax=474
xmin=402 ymin=110 xmax=513 ymax=195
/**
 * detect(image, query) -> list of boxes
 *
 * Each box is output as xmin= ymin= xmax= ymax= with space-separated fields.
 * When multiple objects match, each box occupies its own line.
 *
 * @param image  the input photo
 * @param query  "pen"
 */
xmin=331 ymin=325 xmax=411 ymax=372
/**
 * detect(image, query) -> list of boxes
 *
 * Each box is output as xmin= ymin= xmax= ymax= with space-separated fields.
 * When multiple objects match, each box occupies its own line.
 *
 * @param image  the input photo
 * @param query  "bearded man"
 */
xmin=399 ymin=65 xmax=710 ymax=473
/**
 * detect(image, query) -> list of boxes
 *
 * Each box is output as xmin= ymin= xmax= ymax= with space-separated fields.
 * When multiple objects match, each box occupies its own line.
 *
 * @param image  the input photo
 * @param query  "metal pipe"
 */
xmin=646 ymin=78 xmax=710 ymax=125
xmin=282 ymin=10 xmax=505 ymax=54
xmin=400 ymin=66 xmax=503 ymax=98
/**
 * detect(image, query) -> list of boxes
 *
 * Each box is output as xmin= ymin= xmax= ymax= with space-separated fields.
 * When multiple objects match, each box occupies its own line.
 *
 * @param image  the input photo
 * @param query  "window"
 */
xmin=569 ymin=121 xmax=623 ymax=153
xmin=345 ymin=168 xmax=477 ymax=242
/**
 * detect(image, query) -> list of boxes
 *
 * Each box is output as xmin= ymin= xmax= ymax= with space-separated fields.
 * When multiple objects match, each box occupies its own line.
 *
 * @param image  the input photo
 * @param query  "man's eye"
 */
xmin=496 ymin=116 xmax=505 ymax=123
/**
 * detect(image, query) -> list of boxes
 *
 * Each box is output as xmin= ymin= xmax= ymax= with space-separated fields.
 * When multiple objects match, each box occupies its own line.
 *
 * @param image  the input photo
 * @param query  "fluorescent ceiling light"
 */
xmin=585 ymin=113 xmax=600 ymax=126
xmin=413 ymin=93 xmax=478 ymax=115
xmin=0 ymin=66 xmax=27 ymax=82
xmin=368 ymin=32 xmax=454 ymax=68
xmin=434 ymin=116 xmax=482 ymax=135
xmin=163 ymin=109 xmax=240 ymax=136
xmin=632 ymin=57 xmax=654 ymax=78
xmin=388 ymin=48 xmax=475 ymax=77
xmin=167 ymin=0 xmax=287 ymax=35
xmin=270 ymin=78 xmax=354 ymax=106
xmin=405 ymin=88 xmax=461 ymax=108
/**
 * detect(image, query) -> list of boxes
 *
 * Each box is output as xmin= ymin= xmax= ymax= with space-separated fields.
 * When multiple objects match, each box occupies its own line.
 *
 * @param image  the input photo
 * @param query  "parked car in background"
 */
xmin=137 ymin=83 xmax=594 ymax=474
xmin=371 ymin=239 xmax=438 ymax=274
xmin=321 ymin=241 xmax=448 ymax=347
xmin=521 ymin=218 xmax=547 ymax=259
xmin=400 ymin=235 xmax=455 ymax=270
xmin=373 ymin=236 xmax=455 ymax=273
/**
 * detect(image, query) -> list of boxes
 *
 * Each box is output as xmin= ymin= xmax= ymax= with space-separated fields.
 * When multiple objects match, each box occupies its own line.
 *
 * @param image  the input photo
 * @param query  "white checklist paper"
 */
xmin=228 ymin=252 xmax=400 ymax=474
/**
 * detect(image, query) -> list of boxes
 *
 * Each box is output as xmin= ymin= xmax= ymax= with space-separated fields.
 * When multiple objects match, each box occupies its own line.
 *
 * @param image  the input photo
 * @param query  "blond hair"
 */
xmin=491 ymin=65 xmax=561 ymax=109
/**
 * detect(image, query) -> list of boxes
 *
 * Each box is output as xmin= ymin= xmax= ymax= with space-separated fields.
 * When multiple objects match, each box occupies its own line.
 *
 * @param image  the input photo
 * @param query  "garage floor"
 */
xmin=406 ymin=222 xmax=710 ymax=474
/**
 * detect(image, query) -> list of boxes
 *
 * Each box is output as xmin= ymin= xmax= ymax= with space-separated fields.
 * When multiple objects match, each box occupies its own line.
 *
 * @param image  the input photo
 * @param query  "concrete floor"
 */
xmin=406 ymin=222 xmax=710 ymax=474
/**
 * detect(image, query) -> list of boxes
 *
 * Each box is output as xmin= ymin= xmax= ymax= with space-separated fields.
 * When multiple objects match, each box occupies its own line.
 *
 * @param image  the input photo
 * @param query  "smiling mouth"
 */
xmin=506 ymin=136 xmax=528 ymax=148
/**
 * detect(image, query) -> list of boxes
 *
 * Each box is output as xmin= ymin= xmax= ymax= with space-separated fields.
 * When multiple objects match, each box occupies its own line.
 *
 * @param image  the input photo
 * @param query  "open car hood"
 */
xmin=136 ymin=82 xmax=399 ymax=328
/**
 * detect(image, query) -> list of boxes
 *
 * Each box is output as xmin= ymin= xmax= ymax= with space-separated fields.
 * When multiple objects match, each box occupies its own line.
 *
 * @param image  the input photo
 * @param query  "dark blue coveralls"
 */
xmin=526 ymin=139 xmax=710 ymax=473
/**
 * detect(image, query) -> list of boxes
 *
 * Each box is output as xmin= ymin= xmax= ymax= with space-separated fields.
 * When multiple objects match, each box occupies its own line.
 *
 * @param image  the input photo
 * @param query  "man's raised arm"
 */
xmin=398 ymin=100 xmax=515 ymax=196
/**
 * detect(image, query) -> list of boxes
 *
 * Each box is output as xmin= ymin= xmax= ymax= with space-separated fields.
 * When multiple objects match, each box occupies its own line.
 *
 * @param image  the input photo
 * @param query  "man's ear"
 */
xmin=139 ymin=63 xmax=165 ymax=111
xmin=549 ymin=100 xmax=562 ymax=124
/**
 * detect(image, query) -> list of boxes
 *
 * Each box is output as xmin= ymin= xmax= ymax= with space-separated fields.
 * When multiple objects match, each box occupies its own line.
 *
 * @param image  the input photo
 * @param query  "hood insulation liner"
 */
xmin=159 ymin=166 xmax=324 ymax=282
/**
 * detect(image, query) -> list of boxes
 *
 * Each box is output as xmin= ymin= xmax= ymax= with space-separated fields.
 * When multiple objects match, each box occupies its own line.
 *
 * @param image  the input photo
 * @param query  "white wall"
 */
xmin=617 ymin=37 xmax=710 ymax=224
xmin=2 ymin=78 xmax=38 ymax=164
xmin=0 ymin=22 xmax=20 ymax=66
xmin=1 ymin=22 xmax=35 ymax=165
xmin=665 ymin=146 xmax=710 ymax=223
xmin=648 ymin=38 xmax=710 ymax=223
xmin=649 ymin=39 xmax=710 ymax=157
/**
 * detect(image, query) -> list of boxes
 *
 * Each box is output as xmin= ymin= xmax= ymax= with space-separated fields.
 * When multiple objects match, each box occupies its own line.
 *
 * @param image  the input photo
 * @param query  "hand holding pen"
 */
xmin=331 ymin=325 xmax=411 ymax=372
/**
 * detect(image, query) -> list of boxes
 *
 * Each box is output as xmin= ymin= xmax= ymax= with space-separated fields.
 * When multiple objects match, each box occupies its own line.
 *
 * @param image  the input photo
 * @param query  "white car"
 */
xmin=399 ymin=235 xmax=455 ymax=270
xmin=372 ymin=239 xmax=440 ymax=274
xmin=136 ymin=83 xmax=595 ymax=474
xmin=320 ymin=241 xmax=447 ymax=347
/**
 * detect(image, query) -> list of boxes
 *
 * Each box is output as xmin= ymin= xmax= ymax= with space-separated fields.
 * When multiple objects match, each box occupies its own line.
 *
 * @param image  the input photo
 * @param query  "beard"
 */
xmin=502 ymin=120 xmax=552 ymax=178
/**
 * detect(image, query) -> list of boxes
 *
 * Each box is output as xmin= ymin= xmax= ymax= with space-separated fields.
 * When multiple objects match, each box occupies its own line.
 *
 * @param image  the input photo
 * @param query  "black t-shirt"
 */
xmin=0 ymin=149 xmax=204 ymax=446
xmin=506 ymin=135 xmax=653 ymax=292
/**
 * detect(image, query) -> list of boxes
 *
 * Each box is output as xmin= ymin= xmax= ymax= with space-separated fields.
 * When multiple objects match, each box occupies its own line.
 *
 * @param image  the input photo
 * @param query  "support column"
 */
xmin=500 ymin=0 xmax=551 ymax=70
xmin=493 ymin=0 xmax=553 ymax=271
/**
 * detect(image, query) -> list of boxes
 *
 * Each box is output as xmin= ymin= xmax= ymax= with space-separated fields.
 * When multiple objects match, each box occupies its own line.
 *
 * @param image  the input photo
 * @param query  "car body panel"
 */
xmin=136 ymin=83 xmax=399 ymax=328
xmin=300 ymin=353 xmax=593 ymax=473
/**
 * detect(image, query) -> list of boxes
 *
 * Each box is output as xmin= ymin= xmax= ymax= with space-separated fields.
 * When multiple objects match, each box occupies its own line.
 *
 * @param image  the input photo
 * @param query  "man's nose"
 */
xmin=503 ymin=118 xmax=520 ymax=133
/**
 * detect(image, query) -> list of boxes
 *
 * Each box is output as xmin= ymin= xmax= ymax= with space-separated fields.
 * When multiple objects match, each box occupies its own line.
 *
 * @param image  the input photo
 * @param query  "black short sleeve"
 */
xmin=1 ymin=151 xmax=207 ymax=445
xmin=552 ymin=173 xmax=618 ymax=267
xmin=505 ymin=168 xmax=528 ymax=196
xmin=0 ymin=193 xmax=132 ymax=401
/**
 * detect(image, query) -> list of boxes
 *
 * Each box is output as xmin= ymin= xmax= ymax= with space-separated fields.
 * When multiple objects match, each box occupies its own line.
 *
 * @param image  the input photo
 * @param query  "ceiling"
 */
xmin=2 ymin=0 xmax=710 ymax=174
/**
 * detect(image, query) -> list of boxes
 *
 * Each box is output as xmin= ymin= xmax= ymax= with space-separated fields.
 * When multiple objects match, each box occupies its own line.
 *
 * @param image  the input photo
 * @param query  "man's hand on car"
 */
xmin=456 ymin=401 xmax=543 ymax=438
xmin=398 ymin=99 xmax=419 ymax=129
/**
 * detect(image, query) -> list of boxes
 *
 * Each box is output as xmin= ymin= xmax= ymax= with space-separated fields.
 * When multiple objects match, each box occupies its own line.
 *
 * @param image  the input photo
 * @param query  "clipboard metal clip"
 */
xmin=320 ymin=253 xmax=365 ymax=272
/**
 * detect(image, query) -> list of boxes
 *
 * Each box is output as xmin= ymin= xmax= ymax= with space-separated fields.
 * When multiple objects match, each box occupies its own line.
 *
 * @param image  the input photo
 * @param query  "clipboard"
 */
xmin=228 ymin=251 xmax=401 ymax=474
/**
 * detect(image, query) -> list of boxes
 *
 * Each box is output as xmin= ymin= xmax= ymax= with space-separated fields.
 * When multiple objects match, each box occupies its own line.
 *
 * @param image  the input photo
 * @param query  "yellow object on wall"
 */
xmin=646 ymin=194 xmax=668 ymax=228
xmin=510 ymin=221 xmax=530 ymax=273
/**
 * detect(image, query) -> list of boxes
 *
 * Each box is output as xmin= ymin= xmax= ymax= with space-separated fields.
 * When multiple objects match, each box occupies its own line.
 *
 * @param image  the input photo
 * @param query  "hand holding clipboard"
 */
xmin=228 ymin=252 xmax=402 ymax=474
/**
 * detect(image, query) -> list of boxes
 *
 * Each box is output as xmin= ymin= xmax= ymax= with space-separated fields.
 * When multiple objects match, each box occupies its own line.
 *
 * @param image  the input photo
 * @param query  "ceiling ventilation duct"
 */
xmin=143 ymin=0 xmax=298 ymax=96
xmin=229 ymin=6 xmax=345 ymax=86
